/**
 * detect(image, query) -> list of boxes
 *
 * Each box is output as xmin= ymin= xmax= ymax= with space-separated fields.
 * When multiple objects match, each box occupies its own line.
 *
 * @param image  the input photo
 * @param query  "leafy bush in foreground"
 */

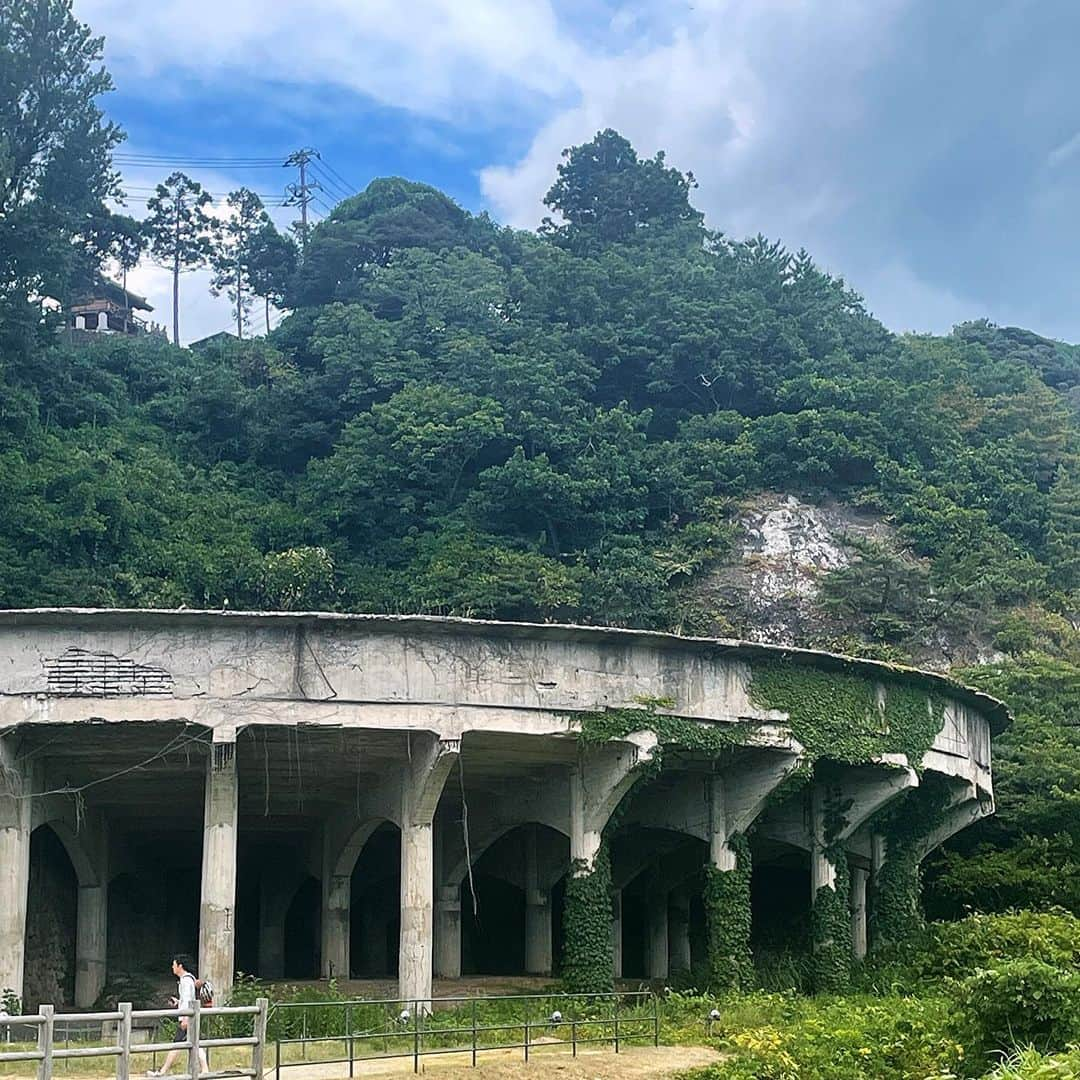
xmin=953 ymin=960 xmax=1080 ymax=1072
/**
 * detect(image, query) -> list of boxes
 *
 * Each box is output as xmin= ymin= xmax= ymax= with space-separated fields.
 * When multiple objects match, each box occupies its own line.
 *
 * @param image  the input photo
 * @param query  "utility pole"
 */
xmin=284 ymin=148 xmax=322 ymax=255
xmin=172 ymin=188 xmax=181 ymax=346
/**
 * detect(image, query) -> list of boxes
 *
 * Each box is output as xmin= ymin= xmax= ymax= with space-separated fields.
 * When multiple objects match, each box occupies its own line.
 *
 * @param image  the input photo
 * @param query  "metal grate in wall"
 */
xmin=45 ymin=647 xmax=174 ymax=697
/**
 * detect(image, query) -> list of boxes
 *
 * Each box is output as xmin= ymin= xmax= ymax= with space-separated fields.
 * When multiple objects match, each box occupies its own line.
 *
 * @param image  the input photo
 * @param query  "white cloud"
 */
xmin=76 ymin=0 xmax=583 ymax=119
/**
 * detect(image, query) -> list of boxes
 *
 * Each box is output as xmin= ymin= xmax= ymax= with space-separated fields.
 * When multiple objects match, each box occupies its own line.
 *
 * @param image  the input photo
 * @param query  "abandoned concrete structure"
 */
xmin=0 ymin=610 xmax=1004 ymax=1009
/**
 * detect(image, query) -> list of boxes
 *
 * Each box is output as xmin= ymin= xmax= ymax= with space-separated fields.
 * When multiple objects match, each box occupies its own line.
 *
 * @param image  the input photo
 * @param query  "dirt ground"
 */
xmin=273 ymin=1044 xmax=721 ymax=1078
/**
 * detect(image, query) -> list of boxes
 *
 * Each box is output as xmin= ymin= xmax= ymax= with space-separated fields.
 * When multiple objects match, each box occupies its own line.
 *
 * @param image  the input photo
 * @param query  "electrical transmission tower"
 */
xmin=284 ymin=148 xmax=323 ymax=253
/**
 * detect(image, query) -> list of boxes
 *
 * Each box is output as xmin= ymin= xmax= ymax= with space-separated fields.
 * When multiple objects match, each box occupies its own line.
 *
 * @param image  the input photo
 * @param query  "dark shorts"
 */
xmin=174 ymin=1024 xmax=188 ymax=1043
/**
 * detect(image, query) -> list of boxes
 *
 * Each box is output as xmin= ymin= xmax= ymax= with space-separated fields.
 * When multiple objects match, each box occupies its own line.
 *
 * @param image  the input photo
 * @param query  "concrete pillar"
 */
xmin=611 ymin=890 xmax=623 ymax=979
xmin=569 ymin=769 xmax=602 ymax=869
xmin=399 ymin=821 xmax=434 ymax=1003
xmin=259 ymin=872 xmax=303 ymax=980
xmin=709 ymin=776 xmax=738 ymax=871
xmin=434 ymin=886 xmax=461 ymax=978
xmin=199 ymin=736 xmax=238 ymax=997
xmin=75 ymin=884 xmax=107 ymax=1007
xmin=524 ymin=827 xmax=551 ymax=975
xmin=525 ymin=892 xmax=552 ymax=975
xmin=646 ymin=886 xmax=669 ymax=980
xmin=669 ymin=889 xmax=691 ymax=974
xmin=0 ymin=745 xmax=31 ymax=1000
xmin=74 ymin=812 xmax=109 ymax=1008
xmin=850 ymin=866 xmax=869 ymax=960
xmin=321 ymin=832 xmax=351 ymax=980
xmin=359 ymin=900 xmax=389 ymax=974
xmin=810 ymin=785 xmax=838 ymax=895
xmin=398 ymin=736 xmax=458 ymax=1005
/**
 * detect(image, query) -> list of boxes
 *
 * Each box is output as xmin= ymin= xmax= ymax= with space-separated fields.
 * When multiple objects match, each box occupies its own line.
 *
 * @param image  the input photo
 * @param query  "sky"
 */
xmin=75 ymin=0 xmax=1080 ymax=345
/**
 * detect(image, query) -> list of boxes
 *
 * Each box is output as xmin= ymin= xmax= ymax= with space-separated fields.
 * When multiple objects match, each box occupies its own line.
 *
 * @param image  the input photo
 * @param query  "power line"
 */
xmin=308 ymin=160 xmax=352 ymax=201
xmin=318 ymin=157 xmax=359 ymax=195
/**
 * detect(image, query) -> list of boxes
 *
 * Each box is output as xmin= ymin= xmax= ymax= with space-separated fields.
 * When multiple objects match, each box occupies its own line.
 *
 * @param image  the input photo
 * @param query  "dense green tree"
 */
xmin=542 ymin=128 xmax=703 ymax=249
xmin=210 ymin=188 xmax=272 ymax=338
xmin=143 ymin=172 xmax=215 ymax=344
xmin=247 ymin=223 xmax=298 ymax=335
xmin=0 ymin=0 xmax=122 ymax=352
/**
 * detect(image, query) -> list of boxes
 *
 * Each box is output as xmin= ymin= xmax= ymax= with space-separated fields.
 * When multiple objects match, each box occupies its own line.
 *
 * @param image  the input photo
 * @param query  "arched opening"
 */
xmin=458 ymin=822 xmax=568 ymax=977
xmin=106 ymin=832 xmax=201 ymax=984
xmin=749 ymin=838 xmax=811 ymax=990
xmin=608 ymin=825 xmax=707 ymax=980
xmin=25 ymin=825 xmax=78 ymax=1009
xmin=350 ymin=823 xmax=400 ymax=978
xmin=283 ymin=877 xmax=321 ymax=978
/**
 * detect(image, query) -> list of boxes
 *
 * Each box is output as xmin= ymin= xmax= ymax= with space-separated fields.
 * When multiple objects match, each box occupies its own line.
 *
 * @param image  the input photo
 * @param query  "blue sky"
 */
xmin=77 ymin=0 xmax=1080 ymax=345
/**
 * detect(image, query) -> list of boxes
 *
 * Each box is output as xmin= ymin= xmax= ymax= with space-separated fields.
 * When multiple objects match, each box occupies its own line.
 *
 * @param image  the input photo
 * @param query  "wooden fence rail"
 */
xmin=0 ymin=999 xmax=269 ymax=1080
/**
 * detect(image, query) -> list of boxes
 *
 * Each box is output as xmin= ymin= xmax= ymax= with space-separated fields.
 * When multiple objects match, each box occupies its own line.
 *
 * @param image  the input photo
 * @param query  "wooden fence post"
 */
xmin=37 ymin=1005 xmax=54 ymax=1080
xmin=117 ymin=1003 xmax=133 ymax=1080
xmin=251 ymin=999 xmax=268 ymax=1080
xmin=188 ymin=1001 xmax=201 ymax=1080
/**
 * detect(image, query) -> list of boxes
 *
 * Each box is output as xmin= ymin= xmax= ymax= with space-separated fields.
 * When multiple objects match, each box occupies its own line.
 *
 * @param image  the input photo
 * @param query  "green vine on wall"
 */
xmin=561 ymin=848 xmax=615 ymax=994
xmin=703 ymin=833 xmax=754 ymax=991
xmin=750 ymin=659 xmax=946 ymax=767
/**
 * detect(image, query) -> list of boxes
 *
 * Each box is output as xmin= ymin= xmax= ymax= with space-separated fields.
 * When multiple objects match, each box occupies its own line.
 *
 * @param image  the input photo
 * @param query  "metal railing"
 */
xmin=269 ymin=991 xmax=659 ymax=1075
xmin=0 ymin=999 xmax=268 ymax=1080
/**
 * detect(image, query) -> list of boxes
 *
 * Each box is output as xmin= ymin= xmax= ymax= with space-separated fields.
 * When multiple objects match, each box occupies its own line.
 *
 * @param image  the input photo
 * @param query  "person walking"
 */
xmin=146 ymin=954 xmax=209 ymax=1077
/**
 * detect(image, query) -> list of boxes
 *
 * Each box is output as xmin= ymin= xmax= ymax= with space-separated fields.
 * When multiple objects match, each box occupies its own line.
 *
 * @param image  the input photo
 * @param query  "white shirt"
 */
xmin=177 ymin=973 xmax=197 ymax=1010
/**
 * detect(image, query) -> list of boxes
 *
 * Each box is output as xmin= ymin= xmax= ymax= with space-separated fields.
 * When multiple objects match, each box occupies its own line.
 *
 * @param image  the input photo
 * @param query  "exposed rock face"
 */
xmin=700 ymin=493 xmax=891 ymax=646
xmin=687 ymin=493 xmax=997 ymax=670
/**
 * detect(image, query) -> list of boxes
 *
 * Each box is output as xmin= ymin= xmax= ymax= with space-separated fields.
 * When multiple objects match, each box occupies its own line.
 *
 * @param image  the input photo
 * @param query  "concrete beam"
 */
xmin=199 ymin=733 xmax=238 ymax=997
xmin=835 ymin=763 xmax=919 ymax=842
xmin=570 ymin=733 xmax=656 ymax=869
xmin=0 ymin=738 xmax=32 ymax=1001
xmin=915 ymin=786 xmax=994 ymax=862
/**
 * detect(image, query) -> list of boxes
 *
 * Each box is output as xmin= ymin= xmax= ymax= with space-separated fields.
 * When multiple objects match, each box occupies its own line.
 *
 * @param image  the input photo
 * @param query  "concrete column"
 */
xmin=434 ymin=886 xmax=461 ymax=978
xmin=398 ymin=736 xmax=458 ymax=1005
xmin=850 ymin=866 xmax=869 ymax=960
xmin=611 ymin=890 xmax=623 ymax=979
xmin=359 ymin=900 xmax=389 ymax=974
xmin=399 ymin=821 xmax=434 ymax=1003
xmin=709 ymin=776 xmax=737 ymax=871
xmin=0 ymin=745 xmax=31 ymax=1001
xmin=199 ymin=736 xmax=239 ymax=997
xmin=569 ymin=769 xmax=602 ymax=869
xmin=259 ymin=905 xmax=285 ymax=980
xmin=646 ymin=886 xmax=669 ymax=980
xmin=321 ymin=834 xmax=351 ymax=980
xmin=525 ymin=892 xmax=552 ymax=976
xmin=74 ymin=812 xmax=109 ymax=1008
xmin=810 ymin=785 xmax=838 ymax=895
xmin=524 ymin=826 xmax=551 ymax=975
xmin=669 ymin=889 xmax=691 ymax=974
xmin=75 ymin=884 xmax=107 ymax=1007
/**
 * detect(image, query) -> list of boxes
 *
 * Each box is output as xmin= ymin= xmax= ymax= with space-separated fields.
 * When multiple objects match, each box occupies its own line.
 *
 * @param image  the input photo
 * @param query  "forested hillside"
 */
xmin=2 ymin=4 xmax=1078 ymax=927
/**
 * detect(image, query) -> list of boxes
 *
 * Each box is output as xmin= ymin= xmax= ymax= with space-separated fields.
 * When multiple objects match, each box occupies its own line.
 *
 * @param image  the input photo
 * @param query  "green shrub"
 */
xmin=953 ymin=960 xmax=1080 ymax=1070
xmin=679 ymin=991 xmax=964 ymax=1080
xmin=912 ymin=910 xmax=1080 ymax=983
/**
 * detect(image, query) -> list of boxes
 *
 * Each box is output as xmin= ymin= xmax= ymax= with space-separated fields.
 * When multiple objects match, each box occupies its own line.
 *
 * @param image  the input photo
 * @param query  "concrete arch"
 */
xmin=444 ymin=818 xmax=570 ymax=891
xmin=34 ymin=819 xmax=98 ymax=888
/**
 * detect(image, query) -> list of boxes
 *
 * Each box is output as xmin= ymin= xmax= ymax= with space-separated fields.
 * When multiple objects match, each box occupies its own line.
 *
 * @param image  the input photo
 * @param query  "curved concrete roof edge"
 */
xmin=0 ymin=607 xmax=1011 ymax=734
